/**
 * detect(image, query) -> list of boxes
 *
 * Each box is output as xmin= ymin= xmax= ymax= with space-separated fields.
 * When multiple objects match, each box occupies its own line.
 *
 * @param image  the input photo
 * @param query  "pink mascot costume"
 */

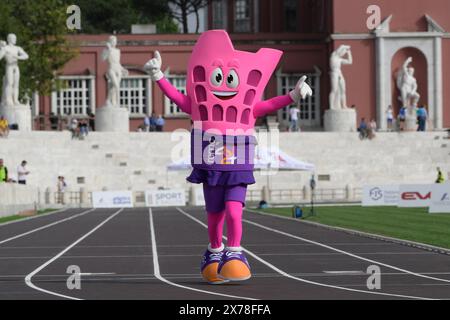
xmin=145 ymin=30 xmax=312 ymax=284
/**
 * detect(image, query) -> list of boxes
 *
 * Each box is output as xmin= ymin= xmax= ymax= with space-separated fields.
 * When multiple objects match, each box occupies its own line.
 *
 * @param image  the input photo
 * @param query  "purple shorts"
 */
xmin=203 ymin=184 xmax=247 ymax=213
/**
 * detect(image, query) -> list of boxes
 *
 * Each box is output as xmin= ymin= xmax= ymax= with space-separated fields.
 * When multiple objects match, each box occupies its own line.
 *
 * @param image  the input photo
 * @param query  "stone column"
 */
xmin=45 ymin=187 xmax=53 ymax=205
xmin=434 ymin=36 xmax=443 ymax=130
xmin=63 ymin=187 xmax=71 ymax=206
xmin=262 ymin=185 xmax=270 ymax=203
xmin=375 ymin=37 xmax=387 ymax=131
xmin=345 ymin=184 xmax=354 ymax=201
xmin=303 ymin=185 xmax=311 ymax=202
xmin=80 ymin=187 xmax=89 ymax=207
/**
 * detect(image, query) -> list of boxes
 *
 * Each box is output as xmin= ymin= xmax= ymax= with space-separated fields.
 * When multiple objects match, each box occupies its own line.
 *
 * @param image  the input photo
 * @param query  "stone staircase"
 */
xmin=0 ymin=130 xmax=448 ymax=195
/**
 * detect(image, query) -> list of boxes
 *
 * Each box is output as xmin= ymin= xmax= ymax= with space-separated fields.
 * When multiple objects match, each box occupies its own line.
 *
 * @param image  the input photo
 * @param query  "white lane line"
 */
xmin=149 ymin=208 xmax=255 ymax=300
xmin=242 ymin=217 xmax=450 ymax=285
xmin=0 ymin=208 xmax=68 ymax=227
xmin=78 ymin=273 xmax=116 ymax=276
xmin=176 ymin=207 xmax=434 ymax=300
xmin=323 ymin=271 xmax=366 ymax=275
xmin=0 ymin=209 xmax=96 ymax=245
xmin=6 ymin=271 xmax=450 ymax=280
xmin=24 ymin=208 xmax=123 ymax=300
xmin=245 ymin=208 xmax=450 ymax=255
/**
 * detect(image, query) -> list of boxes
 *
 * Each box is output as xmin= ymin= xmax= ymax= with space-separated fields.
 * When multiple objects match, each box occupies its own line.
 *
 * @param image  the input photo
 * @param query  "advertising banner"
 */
xmin=92 ymin=191 xmax=133 ymax=208
xmin=429 ymin=184 xmax=450 ymax=213
xmin=362 ymin=185 xmax=399 ymax=206
xmin=145 ymin=189 xmax=186 ymax=207
xmin=398 ymin=184 xmax=433 ymax=207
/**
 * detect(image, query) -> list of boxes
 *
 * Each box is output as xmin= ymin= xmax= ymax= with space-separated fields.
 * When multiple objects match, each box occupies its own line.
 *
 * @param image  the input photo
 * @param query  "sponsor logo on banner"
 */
xmin=145 ymin=189 xmax=186 ymax=207
xmin=398 ymin=184 xmax=433 ymax=207
xmin=92 ymin=191 xmax=133 ymax=208
xmin=362 ymin=185 xmax=399 ymax=206
xmin=401 ymin=192 xmax=431 ymax=201
xmin=429 ymin=184 xmax=450 ymax=213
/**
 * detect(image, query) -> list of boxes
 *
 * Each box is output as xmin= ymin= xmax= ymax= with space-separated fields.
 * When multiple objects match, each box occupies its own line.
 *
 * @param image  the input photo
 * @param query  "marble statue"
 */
xmin=329 ymin=45 xmax=352 ymax=110
xmin=0 ymin=34 xmax=29 ymax=107
xmin=96 ymin=35 xmax=130 ymax=132
xmin=102 ymin=35 xmax=128 ymax=107
xmin=396 ymin=57 xmax=420 ymax=108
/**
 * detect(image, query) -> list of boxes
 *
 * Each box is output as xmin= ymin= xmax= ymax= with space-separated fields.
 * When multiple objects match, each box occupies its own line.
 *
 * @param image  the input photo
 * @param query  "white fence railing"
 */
xmin=39 ymin=186 xmax=361 ymax=208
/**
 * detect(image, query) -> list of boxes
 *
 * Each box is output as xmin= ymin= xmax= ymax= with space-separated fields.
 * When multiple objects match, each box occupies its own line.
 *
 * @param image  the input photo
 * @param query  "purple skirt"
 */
xmin=187 ymin=168 xmax=255 ymax=186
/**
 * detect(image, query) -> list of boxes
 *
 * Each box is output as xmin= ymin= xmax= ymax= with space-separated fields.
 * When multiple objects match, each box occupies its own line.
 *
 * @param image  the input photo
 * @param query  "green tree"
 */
xmin=168 ymin=0 xmax=208 ymax=34
xmin=73 ymin=0 xmax=179 ymax=34
xmin=0 ymin=0 xmax=77 ymax=100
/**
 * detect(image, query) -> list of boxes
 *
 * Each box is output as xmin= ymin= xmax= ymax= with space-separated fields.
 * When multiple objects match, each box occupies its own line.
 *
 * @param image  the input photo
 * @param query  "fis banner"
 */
xmin=145 ymin=189 xmax=186 ymax=207
xmin=362 ymin=185 xmax=399 ymax=206
xmin=398 ymin=184 xmax=433 ymax=208
xmin=429 ymin=184 xmax=450 ymax=213
xmin=92 ymin=191 xmax=134 ymax=208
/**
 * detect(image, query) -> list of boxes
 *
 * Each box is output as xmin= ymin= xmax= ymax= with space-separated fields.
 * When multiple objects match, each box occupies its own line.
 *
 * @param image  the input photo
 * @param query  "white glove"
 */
xmin=289 ymin=75 xmax=313 ymax=103
xmin=144 ymin=50 xmax=164 ymax=81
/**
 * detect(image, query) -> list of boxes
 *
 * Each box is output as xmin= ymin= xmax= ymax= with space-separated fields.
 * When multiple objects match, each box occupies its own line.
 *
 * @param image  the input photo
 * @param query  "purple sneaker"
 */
xmin=201 ymin=245 xmax=229 ymax=284
xmin=218 ymin=248 xmax=251 ymax=281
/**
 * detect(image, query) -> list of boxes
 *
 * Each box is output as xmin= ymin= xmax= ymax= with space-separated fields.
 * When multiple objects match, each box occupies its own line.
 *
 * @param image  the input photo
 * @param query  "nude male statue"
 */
xmin=329 ymin=45 xmax=353 ymax=110
xmin=0 ymin=34 xmax=29 ymax=106
xmin=102 ymin=35 xmax=128 ymax=107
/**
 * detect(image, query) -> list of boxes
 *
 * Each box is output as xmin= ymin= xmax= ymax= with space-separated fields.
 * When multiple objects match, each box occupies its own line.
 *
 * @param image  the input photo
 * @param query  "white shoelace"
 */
xmin=225 ymin=251 xmax=243 ymax=259
xmin=209 ymin=252 xmax=223 ymax=262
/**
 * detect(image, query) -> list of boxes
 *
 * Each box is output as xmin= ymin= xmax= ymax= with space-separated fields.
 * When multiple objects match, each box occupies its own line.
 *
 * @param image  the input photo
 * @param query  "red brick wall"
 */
xmin=443 ymin=38 xmax=450 ymax=128
xmin=332 ymin=0 xmax=450 ymax=33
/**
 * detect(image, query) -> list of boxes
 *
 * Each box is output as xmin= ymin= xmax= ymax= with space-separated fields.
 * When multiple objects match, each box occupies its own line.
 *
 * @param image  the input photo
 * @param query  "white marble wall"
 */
xmin=0 ymin=183 xmax=39 ymax=217
xmin=0 ymin=131 xmax=448 ymax=198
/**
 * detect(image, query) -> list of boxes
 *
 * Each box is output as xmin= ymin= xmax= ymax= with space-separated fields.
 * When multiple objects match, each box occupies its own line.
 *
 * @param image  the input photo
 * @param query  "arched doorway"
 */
xmin=374 ymin=15 xmax=443 ymax=130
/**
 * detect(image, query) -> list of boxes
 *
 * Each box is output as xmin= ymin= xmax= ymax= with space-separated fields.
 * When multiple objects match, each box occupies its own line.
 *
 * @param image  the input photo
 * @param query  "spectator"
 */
xmin=0 ymin=115 xmax=9 ymax=138
xmin=89 ymin=113 xmax=95 ymax=131
xmin=79 ymin=119 xmax=89 ymax=138
xmin=417 ymin=105 xmax=428 ymax=132
xmin=0 ymin=159 xmax=8 ymax=183
xmin=289 ymin=105 xmax=300 ymax=132
xmin=143 ymin=115 xmax=151 ymax=132
xmin=262 ymin=116 xmax=269 ymax=131
xmin=398 ymin=106 xmax=406 ymax=131
xmin=155 ymin=115 xmax=165 ymax=132
xmin=70 ymin=118 xmax=79 ymax=139
xmin=57 ymin=176 xmax=67 ymax=204
xmin=49 ymin=112 xmax=59 ymax=131
xmin=17 ymin=160 xmax=30 ymax=185
xmin=368 ymin=119 xmax=377 ymax=140
xmin=436 ymin=167 xmax=445 ymax=184
xmin=386 ymin=105 xmax=394 ymax=131
xmin=258 ymin=200 xmax=269 ymax=209
xmin=358 ymin=118 xmax=368 ymax=140
xmin=150 ymin=112 xmax=157 ymax=132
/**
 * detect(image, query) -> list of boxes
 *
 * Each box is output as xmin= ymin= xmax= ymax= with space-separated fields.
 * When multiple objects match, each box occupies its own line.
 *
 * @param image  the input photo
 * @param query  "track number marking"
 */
xmin=367 ymin=265 xmax=381 ymax=290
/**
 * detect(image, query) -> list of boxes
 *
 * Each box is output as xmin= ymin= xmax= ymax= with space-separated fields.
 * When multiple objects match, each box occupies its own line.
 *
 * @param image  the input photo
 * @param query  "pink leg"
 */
xmin=207 ymin=210 xmax=225 ymax=250
xmin=225 ymin=201 xmax=243 ymax=248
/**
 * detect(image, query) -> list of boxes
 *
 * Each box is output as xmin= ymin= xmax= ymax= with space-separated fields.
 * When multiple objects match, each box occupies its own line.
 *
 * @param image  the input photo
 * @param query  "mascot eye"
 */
xmin=210 ymin=68 xmax=223 ymax=87
xmin=226 ymin=69 xmax=239 ymax=89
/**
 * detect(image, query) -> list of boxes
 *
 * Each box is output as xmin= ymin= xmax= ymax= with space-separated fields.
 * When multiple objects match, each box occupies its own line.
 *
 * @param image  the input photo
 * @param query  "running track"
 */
xmin=0 ymin=207 xmax=449 ymax=300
